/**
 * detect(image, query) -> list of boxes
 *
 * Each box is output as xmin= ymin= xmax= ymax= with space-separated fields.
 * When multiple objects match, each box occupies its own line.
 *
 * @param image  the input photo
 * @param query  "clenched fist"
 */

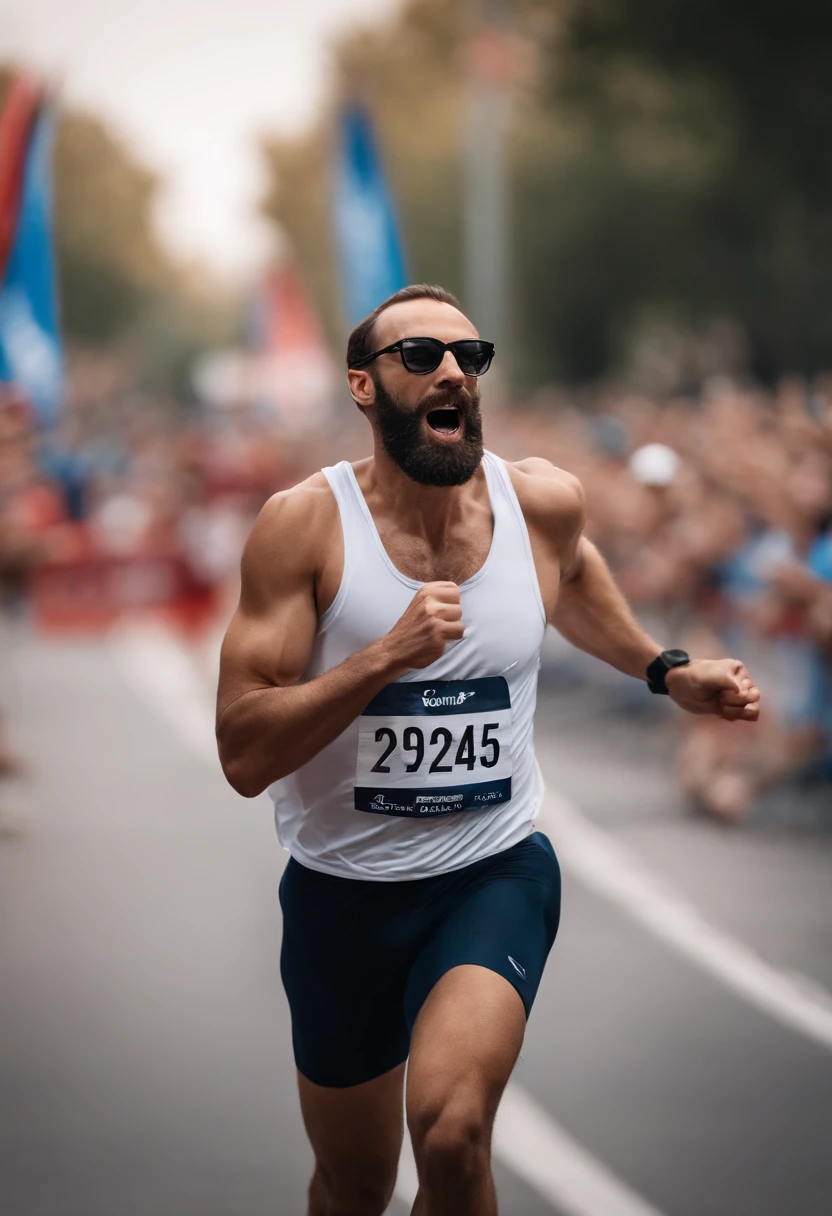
xmin=385 ymin=582 xmax=465 ymax=671
xmin=665 ymin=658 xmax=761 ymax=722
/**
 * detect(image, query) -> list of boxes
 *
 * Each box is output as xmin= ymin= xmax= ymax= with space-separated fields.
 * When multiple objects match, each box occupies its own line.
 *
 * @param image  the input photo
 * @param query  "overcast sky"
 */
xmin=0 ymin=0 xmax=400 ymax=279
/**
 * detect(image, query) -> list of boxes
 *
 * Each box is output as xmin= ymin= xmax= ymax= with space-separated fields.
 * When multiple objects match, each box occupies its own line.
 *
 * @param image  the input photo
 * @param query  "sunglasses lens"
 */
xmin=397 ymin=338 xmax=494 ymax=375
xmin=453 ymin=341 xmax=493 ymax=376
xmin=400 ymin=339 xmax=442 ymax=374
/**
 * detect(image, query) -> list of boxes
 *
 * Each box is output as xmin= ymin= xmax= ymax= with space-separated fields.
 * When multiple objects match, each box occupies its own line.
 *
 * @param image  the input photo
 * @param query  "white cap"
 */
xmin=628 ymin=443 xmax=680 ymax=487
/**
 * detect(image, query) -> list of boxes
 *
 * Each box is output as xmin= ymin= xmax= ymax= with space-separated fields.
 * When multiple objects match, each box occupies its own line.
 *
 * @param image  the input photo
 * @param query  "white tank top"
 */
xmin=269 ymin=450 xmax=548 ymax=881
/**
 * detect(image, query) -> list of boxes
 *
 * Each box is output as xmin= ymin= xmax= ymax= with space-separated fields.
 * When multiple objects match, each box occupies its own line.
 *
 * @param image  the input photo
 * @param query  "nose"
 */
xmin=435 ymin=348 xmax=466 ymax=388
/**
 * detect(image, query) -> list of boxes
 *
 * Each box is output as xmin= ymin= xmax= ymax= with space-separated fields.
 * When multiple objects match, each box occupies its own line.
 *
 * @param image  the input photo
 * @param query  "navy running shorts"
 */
xmin=278 ymin=831 xmax=561 ymax=1088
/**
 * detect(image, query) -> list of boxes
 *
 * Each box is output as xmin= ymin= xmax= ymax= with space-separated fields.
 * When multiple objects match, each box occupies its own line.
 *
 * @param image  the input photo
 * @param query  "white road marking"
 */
xmin=539 ymin=790 xmax=832 ymax=1052
xmin=393 ymin=1086 xmax=667 ymax=1216
xmin=111 ymin=625 xmax=832 ymax=1212
xmin=112 ymin=625 xmax=832 ymax=1054
xmin=110 ymin=623 xmax=219 ymax=766
xmin=113 ymin=626 xmax=672 ymax=1216
xmin=494 ymin=1086 xmax=667 ymax=1216
xmin=393 ymin=1085 xmax=666 ymax=1216
xmin=394 ymin=1134 xmax=419 ymax=1207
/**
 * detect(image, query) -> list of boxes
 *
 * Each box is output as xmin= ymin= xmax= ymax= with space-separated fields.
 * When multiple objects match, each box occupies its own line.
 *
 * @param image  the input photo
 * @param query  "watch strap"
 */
xmin=646 ymin=649 xmax=691 ymax=694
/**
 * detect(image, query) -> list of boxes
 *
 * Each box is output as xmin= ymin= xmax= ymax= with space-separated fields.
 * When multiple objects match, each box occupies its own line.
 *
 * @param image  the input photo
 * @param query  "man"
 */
xmin=216 ymin=284 xmax=760 ymax=1216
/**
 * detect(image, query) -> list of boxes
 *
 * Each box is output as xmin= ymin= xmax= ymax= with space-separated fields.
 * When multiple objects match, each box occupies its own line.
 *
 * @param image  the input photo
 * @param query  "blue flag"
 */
xmin=0 ymin=107 xmax=62 ymax=425
xmin=333 ymin=104 xmax=406 ymax=326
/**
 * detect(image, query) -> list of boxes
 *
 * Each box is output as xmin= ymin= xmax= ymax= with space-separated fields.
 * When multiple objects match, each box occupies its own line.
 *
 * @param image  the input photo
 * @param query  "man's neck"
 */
xmin=359 ymin=448 xmax=487 ymax=548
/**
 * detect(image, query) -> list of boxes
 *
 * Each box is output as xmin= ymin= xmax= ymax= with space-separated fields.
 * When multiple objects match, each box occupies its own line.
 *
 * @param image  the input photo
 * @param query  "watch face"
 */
xmin=664 ymin=649 xmax=690 ymax=666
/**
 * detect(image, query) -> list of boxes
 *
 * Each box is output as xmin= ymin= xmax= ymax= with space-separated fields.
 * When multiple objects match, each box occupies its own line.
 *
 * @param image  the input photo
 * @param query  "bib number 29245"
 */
xmin=355 ymin=677 xmax=512 ymax=818
xmin=370 ymin=722 xmax=500 ymax=774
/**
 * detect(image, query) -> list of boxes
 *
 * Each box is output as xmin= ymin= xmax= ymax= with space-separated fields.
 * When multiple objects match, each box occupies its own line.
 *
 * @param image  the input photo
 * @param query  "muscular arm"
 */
xmin=516 ymin=459 xmax=760 ymax=721
xmin=216 ymin=484 xmax=464 ymax=797
xmin=555 ymin=534 xmax=760 ymax=718
xmin=513 ymin=459 xmax=660 ymax=678
xmin=553 ymin=537 xmax=661 ymax=679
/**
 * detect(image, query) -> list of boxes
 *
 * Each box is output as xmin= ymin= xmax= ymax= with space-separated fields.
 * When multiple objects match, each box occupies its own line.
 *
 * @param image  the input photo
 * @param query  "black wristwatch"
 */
xmin=646 ymin=649 xmax=690 ymax=694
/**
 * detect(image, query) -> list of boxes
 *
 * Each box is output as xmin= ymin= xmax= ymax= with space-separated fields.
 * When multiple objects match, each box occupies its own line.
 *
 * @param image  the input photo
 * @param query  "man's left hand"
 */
xmin=665 ymin=659 xmax=761 ymax=722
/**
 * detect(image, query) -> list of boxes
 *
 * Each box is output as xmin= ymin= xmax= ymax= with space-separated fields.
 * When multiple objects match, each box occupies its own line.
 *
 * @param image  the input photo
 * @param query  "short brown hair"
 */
xmin=346 ymin=284 xmax=462 ymax=369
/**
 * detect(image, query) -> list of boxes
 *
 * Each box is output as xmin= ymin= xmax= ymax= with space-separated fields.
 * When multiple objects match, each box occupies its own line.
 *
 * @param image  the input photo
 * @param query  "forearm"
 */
xmin=552 ymin=540 xmax=661 ymax=680
xmin=217 ymin=639 xmax=407 ymax=797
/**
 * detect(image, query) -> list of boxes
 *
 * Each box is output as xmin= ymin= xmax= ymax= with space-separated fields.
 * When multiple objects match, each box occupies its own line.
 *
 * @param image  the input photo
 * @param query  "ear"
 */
xmin=347 ymin=368 xmax=375 ymax=410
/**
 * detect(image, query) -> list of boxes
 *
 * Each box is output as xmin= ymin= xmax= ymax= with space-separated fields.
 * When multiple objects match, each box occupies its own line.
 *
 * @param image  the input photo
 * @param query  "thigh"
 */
xmin=280 ymin=859 xmax=412 ymax=1087
xmin=299 ymin=1063 xmax=405 ymax=1192
xmin=406 ymin=964 xmax=526 ymax=1139
xmin=403 ymin=832 xmax=561 ymax=1030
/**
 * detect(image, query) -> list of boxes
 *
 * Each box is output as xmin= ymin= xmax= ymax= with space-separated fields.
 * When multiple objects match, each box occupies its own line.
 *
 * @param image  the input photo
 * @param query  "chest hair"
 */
xmin=378 ymin=525 xmax=493 ymax=585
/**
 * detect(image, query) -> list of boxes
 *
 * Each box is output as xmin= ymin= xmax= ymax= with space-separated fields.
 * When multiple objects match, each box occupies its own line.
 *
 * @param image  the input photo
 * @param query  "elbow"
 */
xmin=225 ymin=765 xmax=265 ymax=799
xmin=216 ymin=735 xmax=267 ymax=799
xmin=231 ymin=762 xmax=293 ymax=797
xmin=216 ymin=711 xmax=293 ymax=796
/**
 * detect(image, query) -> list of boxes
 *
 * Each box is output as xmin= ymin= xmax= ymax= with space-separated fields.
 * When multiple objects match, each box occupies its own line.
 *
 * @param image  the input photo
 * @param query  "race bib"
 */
xmin=355 ymin=677 xmax=512 ymax=817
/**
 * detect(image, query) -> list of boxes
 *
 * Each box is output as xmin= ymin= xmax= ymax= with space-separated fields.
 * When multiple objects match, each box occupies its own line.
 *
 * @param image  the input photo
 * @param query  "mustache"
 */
xmin=420 ymin=386 xmax=479 ymax=416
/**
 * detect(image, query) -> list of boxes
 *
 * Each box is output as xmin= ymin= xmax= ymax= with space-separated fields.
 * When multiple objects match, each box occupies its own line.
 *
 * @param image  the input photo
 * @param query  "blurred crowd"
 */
xmin=0 ymin=356 xmax=332 ymax=627
xmin=2 ymin=359 xmax=831 ymax=823
xmin=494 ymin=376 xmax=832 ymax=821
xmin=0 ymin=355 xmax=337 ymax=799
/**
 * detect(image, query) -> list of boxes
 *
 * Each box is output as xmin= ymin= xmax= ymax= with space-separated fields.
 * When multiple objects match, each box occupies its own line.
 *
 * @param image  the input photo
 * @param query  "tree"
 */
xmin=259 ymin=0 xmax=832 ymax=389
xmin=54 ymin=107 xmax=171 ymax=344
xmin=260 ymin=0 xmax=466 ymax=359
xmin=550 ymin=0 xmax=832 ymax=381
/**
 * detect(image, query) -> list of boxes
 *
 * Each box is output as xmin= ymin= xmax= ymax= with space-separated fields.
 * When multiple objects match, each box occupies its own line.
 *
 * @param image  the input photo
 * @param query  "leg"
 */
xmin=299 ymin=1063 xmax=405 ymax=1216
xmin=279 ymin=858 xmax=415 ymax=1210
xmin=406 ymin=964 xmax=526 ymax=1216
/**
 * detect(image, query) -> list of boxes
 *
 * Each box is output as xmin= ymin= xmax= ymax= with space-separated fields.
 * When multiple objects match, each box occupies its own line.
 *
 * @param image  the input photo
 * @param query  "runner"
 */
xmin=216 ymin=284 xmax=761 ymax=1216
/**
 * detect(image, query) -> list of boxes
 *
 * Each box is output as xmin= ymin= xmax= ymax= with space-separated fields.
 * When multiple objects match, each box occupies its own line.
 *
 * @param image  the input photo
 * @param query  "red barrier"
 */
xmin=30 ymin=553 xmax=212 ymax=634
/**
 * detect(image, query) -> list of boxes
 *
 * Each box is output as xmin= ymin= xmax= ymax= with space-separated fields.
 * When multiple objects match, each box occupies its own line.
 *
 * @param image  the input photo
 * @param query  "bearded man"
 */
xmin=216 ymin=284 xmax=760 ymax=1216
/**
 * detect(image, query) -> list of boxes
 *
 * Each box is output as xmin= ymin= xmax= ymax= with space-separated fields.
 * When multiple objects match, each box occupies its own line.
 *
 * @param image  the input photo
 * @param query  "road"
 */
xmin=0 ymin=630 xmax=830 ymax=1215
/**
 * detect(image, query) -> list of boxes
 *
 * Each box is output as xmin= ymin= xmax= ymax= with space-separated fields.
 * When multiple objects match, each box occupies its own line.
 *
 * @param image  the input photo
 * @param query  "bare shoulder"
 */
xmin=506 ymin=457 xmax=587 ymax=537
xmin=241 ymin=471 xmax=338 ymax=595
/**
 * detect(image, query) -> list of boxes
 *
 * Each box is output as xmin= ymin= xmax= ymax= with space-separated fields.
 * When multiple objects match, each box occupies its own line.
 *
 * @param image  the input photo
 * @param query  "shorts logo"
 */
xmin=508 ymin=955 xmax=527 ymax=981
xmin=421 ymin=688 xmax=476 ymax=708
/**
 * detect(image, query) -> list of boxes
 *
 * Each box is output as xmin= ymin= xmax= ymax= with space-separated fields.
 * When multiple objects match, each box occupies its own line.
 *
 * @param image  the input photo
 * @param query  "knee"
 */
xmin=410 ymin=1095 xmax=490 ymax=1183
xmin=311 ymin=1162 xmax=397 ymax=1216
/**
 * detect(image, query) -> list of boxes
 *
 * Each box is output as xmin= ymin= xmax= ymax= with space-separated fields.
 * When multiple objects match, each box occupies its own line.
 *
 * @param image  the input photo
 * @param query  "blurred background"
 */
xmin=0 ymin=2 xmax=830 ymax=1215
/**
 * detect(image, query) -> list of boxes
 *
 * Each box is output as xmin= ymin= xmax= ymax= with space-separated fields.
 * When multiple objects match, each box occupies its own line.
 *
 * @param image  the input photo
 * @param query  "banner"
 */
xmin=0 ymin=106 xmax=63 ymax=425
xmin=332 ymin=103 xmax=406 ymax=327
xmin=194 ymin=263 xmax=334 ymax=432
xmin=0 ymin=74 xmax=42 ymax=280
xmin=255 ymin=262 xmax=334 ymax=429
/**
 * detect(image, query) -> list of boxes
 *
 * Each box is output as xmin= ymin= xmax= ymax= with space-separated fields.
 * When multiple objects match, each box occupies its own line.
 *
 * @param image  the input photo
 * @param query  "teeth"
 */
xmin=426 ymin=407 xmax=461 ymax=436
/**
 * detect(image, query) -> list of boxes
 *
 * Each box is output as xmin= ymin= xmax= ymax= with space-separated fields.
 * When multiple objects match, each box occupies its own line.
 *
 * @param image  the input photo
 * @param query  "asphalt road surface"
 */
xmin=1 ymin=630 xmax=830 ymax=1216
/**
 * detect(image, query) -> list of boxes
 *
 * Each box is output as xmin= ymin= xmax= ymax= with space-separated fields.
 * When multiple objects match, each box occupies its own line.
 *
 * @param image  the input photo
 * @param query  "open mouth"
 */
xmin=426 ymin=407 xmax=461 ymax=436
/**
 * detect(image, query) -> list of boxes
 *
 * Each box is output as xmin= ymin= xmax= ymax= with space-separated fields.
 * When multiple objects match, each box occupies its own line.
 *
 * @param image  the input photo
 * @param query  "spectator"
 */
xmin=3 ymin=354 xmax=831 ymax=824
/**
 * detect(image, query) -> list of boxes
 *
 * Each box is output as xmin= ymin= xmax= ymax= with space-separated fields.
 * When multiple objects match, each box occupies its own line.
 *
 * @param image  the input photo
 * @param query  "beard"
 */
xmin=371 ymin=374 xmax=484 ymax=487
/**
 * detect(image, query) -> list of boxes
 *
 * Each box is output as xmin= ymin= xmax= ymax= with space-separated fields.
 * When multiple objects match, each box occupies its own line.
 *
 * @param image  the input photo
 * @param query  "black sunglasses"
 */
xmin=350 ymin=336 xmax=495 ymax=377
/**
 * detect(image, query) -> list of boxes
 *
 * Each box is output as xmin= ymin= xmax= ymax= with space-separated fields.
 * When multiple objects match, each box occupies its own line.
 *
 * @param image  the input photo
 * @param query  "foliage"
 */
xmin=260 ymin=0 xmax=466 ymax=358
xmin=53 ymin=106 xmax=170 ymax=344
xmin=260 ymin=0 xmax=832 ymax=389
xmin=552 ymin=0 xmax=832 ymax=382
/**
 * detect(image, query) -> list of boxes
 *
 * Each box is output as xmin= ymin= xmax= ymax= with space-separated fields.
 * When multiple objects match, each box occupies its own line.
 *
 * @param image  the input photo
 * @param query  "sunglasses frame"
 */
xmin=350 ymin=336 xmax=495 ymax=377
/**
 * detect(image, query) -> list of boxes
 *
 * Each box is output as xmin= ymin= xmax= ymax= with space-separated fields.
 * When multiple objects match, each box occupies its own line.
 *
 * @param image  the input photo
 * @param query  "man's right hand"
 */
xmin=384 ymin=582 xmax=464 ymax=671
